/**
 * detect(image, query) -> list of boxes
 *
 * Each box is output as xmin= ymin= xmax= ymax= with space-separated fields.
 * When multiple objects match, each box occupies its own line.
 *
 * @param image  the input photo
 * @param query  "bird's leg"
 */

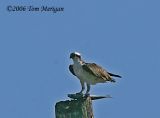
xmin=85 ymin=84 xmax=90 ymax=96
xmin=76 ymin=80 xmax=85 ymax=95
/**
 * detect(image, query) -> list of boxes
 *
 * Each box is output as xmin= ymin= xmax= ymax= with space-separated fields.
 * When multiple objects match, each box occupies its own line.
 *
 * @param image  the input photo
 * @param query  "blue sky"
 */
xmin=0 ymin=0 xmax=160 ymax=118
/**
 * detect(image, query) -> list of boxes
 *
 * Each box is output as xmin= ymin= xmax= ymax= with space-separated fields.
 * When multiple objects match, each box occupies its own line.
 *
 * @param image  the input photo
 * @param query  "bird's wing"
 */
xmin=69 ymin=65 xmax=76 ymax=76
xmin=82 ymin=63 xmax=113 ymax=82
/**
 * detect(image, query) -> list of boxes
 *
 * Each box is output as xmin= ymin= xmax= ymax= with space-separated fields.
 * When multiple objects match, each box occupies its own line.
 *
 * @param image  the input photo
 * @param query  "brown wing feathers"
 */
xmin=82 ymin=63 xmax=114 ymax=82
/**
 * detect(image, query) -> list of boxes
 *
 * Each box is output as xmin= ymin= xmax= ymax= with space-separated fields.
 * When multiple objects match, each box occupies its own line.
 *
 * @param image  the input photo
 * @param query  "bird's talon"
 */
xmin=76 ymin=92 xmax=82 ymax=95
xmin=84 ymin=93 xmax=90 ymax=98
xmin=75 ymin=92 xmax=84 ymax=97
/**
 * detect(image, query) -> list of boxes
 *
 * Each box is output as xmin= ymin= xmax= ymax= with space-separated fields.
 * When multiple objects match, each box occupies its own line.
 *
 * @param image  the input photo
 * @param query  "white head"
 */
xmin=70 ymin=52 xmax=82 ymax=62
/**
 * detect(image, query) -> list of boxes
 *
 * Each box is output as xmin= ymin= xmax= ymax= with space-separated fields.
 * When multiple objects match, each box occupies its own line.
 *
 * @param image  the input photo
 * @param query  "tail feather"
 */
xmin=111 ymin=78 xmax=116 ymax=82
xmin=108 ymin=72 xmax=122 ymax=78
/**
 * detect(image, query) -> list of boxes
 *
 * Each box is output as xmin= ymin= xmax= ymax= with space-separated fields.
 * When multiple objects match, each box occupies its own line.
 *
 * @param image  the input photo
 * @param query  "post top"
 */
xmin=67 ymin=94 xmax=112 ymax=100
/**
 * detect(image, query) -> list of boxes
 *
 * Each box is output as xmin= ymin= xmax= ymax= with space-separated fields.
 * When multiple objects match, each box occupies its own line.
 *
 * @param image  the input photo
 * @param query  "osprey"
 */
xmin=69 ymin=52 xmax=121 ymax=95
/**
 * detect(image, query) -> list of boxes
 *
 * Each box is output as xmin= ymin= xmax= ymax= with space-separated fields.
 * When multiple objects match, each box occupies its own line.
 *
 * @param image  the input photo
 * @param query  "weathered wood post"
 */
xmin=55 ymin=94 xmax=111 ymax=118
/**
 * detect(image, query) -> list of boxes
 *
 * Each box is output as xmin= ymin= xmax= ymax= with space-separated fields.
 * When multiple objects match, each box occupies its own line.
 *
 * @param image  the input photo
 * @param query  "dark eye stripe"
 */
xmin=76 ymin=55 xmax=81 ymax=59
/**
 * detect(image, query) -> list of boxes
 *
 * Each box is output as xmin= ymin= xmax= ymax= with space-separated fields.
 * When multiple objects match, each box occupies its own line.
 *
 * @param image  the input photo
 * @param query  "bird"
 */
xmin=69 ymin=52 xmax=121 ymax=95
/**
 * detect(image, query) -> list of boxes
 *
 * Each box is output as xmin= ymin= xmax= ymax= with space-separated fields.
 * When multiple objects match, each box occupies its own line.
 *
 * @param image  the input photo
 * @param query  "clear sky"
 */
xmin=0 ymin=0 xmax=160 ymax=118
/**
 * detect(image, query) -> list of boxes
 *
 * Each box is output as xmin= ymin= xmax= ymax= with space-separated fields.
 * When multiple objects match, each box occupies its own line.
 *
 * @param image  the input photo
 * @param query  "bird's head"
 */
xmin=70 ymin=52 xmax=81 ymax=61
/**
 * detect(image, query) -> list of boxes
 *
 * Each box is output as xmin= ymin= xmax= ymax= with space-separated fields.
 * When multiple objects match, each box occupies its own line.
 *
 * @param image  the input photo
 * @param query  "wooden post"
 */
xmin=55 ymin=96 xmax=94 ymax=118
xmin=55 ymin=94 xmax=111 ymax=118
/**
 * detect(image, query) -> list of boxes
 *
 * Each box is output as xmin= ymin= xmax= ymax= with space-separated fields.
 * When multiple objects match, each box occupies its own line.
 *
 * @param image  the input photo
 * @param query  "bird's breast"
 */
xmin=73 ymin=65 xmax=98 ymax=85
xmin=73 ymin=65 xmax=83 ymax=77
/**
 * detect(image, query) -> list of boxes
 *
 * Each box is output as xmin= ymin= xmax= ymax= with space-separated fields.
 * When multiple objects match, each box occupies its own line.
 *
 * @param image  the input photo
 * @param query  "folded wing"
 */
xmin=69 ymin=65 xmax=76 ymax=76
xmin=82 ymin=63 xmax=115 ymax=82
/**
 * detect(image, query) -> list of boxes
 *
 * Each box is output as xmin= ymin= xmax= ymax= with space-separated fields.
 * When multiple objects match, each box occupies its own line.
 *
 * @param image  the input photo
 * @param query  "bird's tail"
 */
xmin=111 ymin=78 xmax=116 ymax=82
xmin=108 ymin=72 xmax=122 ymax=78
